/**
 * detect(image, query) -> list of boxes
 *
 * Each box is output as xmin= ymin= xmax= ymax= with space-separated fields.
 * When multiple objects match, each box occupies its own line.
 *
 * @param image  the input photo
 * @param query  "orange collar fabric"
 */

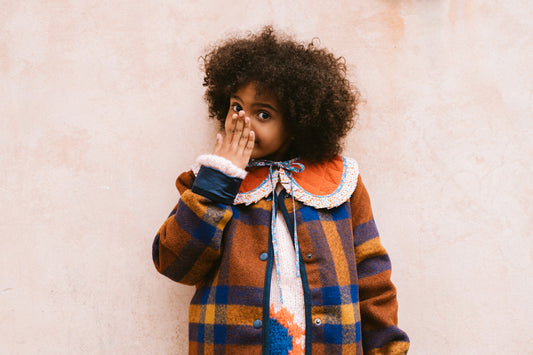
xmin=235 ymin=156 xmax=359 ymax=209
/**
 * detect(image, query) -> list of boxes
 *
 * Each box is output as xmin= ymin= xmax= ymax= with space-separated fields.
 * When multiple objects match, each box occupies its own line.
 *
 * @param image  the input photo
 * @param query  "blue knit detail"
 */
xmin=269 ymin=317 xmax=293 ymax=355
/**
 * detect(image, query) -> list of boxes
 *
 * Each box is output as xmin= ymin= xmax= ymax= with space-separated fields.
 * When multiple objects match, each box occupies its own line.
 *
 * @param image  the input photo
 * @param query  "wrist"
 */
xmin=191 ymin=165 xmax=243 ymax=205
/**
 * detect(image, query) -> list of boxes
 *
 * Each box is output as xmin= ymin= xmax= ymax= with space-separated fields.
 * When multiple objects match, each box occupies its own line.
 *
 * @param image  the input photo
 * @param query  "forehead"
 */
xmin=234 ymin=82 xmax=278 ymax=103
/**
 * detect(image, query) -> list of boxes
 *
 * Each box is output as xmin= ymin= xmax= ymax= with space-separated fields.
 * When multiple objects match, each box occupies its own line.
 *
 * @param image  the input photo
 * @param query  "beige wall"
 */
xmin=1 ymin=1 xmax=532 ymax=354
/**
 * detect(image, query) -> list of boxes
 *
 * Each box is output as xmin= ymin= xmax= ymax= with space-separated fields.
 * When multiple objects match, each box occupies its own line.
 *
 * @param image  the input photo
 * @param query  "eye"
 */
xmin=257 ymin=111 xmax=271 ymax=120
xmin=232 ymin=103 xmax=242 ymax=112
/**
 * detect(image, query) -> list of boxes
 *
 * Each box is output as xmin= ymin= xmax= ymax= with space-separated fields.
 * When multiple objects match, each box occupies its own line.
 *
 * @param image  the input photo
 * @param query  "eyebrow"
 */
xmin=231 ymin=95 xmax=279 ymax=113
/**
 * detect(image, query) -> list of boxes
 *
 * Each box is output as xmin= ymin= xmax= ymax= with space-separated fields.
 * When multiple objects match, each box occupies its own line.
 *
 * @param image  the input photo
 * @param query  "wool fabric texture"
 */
xmin=152 ymin=156 xmax=410 ymax=354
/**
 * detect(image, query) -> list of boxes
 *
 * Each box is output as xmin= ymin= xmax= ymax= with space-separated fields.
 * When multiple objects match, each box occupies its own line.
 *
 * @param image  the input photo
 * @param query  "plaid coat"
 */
xmin=153 ymin=156 xmax=409 ymax=354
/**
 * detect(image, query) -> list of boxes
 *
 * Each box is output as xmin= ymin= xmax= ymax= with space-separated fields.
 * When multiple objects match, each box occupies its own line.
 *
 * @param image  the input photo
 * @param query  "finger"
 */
xmin=231 ymin=111 xmax=245 ymax=145
xmin=213 ymin=133 xmax=223 ymax=154
xmin=243 ymin=131 xmax=255 ymax=158
xmin=230 ymin=111 xmax=245 ymax=145
xmin=226 ymin=112 xmax=238 ymax=138
xmin=238 ymin=116 xmax=251 ymax=150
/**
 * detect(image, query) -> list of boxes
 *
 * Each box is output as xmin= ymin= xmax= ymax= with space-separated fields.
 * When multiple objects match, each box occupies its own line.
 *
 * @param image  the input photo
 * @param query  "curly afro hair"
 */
xmin=202 ymin=26 xmax=359 ymax=163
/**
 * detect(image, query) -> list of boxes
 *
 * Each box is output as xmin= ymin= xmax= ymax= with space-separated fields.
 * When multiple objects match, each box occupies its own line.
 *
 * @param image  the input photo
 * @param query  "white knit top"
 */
xmin=268 ymin=184 xmax=306 ymax=354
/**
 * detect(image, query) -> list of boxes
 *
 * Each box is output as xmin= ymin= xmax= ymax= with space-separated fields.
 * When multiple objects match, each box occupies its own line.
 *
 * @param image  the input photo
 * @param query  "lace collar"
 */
xmin=235 ymin=155 xmax=359 ymax=209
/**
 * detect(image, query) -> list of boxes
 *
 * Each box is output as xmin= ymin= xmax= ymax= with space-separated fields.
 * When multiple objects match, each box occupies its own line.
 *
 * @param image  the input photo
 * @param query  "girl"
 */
xmin=152 ymin=26 xmax=409 ymax=355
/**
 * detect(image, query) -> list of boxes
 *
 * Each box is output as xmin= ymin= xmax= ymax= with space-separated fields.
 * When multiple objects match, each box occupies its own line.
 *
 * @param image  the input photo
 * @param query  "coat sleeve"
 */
xmin=350 ymin=175 xmax=410 ymax=355
xmin=152 ymin=165 xmax=243 ymax=286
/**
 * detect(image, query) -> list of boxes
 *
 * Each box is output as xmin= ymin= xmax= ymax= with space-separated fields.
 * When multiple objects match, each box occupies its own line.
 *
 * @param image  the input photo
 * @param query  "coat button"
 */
xmin=259 ymin=252 xmax=268 ymax=261
xmin=253 ymin=319 xmax=262 ymax=329
xmin=314 ymin=318 xmax=321 ymax=326
xmin=306 ymin=252 xmax=313 ymax=260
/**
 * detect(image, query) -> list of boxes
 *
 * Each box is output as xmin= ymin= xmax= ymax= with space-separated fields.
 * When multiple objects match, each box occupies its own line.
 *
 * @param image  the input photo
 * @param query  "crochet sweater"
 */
xmin=152 ymin=155 xmax=410 ymax=354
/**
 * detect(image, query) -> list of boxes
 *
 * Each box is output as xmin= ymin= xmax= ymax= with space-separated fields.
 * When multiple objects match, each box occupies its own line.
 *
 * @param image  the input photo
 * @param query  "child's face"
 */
xmin=225 ymin=82 xmax=291 ymax=161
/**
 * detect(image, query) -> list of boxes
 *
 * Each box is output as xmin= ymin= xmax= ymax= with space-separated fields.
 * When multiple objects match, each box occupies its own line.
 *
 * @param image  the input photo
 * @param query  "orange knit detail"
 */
xmin=270 ymin=307 xmax=305 ymax=355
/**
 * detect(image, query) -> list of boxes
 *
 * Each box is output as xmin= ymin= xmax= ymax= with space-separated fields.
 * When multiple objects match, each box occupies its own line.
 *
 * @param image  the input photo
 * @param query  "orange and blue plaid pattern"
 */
xmin=153 ymin=162 xmax=409 ymax=354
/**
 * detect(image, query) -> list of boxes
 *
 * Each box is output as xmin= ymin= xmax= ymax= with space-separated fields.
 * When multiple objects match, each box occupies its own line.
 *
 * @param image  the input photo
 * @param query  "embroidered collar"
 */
xmin=235 ymin=155 xmax=359 ymax=209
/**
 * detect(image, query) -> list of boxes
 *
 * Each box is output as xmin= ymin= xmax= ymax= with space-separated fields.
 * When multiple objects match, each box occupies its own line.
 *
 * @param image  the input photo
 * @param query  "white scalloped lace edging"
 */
xmin=233 ymin=170 xmax=279 ymax=206
xmin=281 ymin=156 xmax=359 ymax=209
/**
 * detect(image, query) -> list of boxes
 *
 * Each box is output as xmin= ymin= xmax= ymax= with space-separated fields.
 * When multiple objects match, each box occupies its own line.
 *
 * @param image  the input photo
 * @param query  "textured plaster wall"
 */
xmin=1 ymin=1 xmax=532 ymax=354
